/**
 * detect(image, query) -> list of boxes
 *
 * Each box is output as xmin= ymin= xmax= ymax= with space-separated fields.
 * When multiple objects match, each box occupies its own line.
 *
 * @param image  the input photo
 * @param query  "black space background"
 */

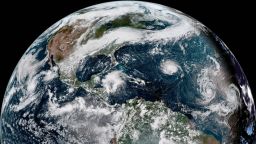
xmin=0 ymin=0 xmax=255 ymax=109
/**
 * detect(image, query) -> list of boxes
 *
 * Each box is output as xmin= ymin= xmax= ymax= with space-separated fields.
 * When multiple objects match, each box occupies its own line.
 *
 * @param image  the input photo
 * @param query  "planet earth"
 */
xmin=0 ymin=1 xmax=255 ymax=144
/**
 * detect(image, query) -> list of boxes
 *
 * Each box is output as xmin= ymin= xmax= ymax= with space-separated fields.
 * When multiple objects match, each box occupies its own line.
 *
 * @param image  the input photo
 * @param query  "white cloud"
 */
xmin=102 ymin=71 xmax=126 ymax=93
xmin=160 ymin=59 xmax=180 ymax=75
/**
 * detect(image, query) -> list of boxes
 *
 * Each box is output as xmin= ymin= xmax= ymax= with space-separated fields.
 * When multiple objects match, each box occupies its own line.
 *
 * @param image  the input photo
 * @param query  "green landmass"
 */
xmin=95 ymin=14 xmax=145 ymax=38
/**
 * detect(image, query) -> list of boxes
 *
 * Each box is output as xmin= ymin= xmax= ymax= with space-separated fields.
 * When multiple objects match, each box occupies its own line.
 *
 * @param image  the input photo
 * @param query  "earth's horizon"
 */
xmin=1 ymin=1 xmax=255 ymax=144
